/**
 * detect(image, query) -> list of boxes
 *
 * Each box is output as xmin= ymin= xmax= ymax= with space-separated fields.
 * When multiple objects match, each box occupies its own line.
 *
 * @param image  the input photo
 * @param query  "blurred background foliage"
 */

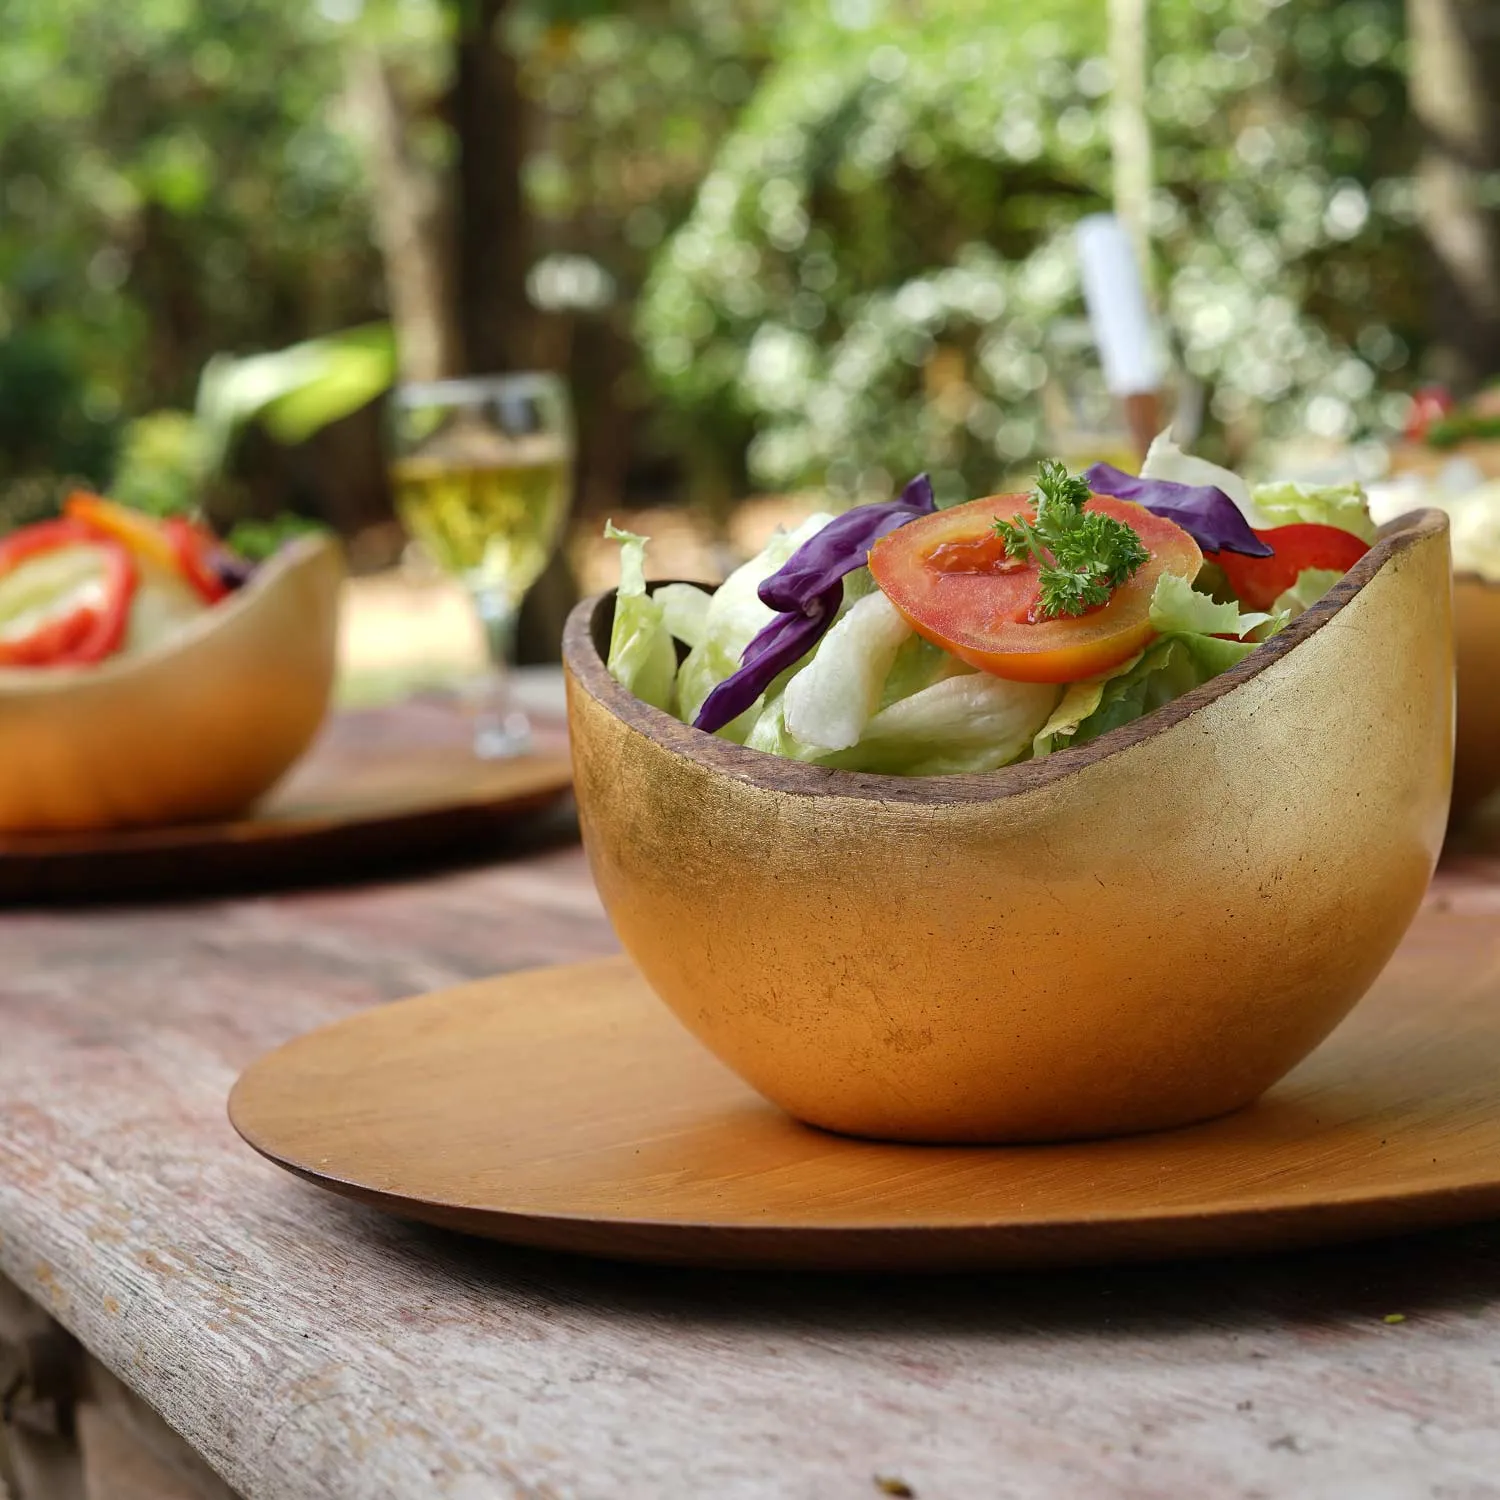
xmin=0 ymin=0 xmax=1485 ymax=552
xmin=641 ymin=0 xmax=1416 ymax=502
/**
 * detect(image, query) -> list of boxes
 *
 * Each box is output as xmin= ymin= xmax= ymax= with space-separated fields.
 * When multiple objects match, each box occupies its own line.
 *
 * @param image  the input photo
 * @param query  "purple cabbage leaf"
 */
xmin=1083 ymin=463 xmax=1274 ymax=558
xmin=692 ymin=474 xmax=936 ymax=735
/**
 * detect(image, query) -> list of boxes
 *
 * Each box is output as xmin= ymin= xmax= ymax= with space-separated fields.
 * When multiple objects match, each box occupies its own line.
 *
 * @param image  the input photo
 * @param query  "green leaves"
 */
xmin=193 ymin=324 xmax=397 ymax=474
xmin=992 ymin=459 xmax=1148 ymax=620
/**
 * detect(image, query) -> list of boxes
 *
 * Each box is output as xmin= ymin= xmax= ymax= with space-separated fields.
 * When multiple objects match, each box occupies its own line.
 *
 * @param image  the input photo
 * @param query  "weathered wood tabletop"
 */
xmin=3 ymin=696 xmax=1500 ymax=1500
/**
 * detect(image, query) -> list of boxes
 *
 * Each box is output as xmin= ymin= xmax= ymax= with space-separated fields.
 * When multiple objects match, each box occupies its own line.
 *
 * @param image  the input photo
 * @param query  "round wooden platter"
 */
xmin=0 ymin=701 xmax=572 ymax=902
xmin=230 ymin=906 xmax=1500 ymax=1272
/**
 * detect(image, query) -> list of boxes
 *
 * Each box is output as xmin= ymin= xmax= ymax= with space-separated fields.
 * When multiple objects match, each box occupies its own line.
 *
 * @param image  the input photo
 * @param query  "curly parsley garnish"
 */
xmin=992 ymin=459 xmax=1150 ymax=620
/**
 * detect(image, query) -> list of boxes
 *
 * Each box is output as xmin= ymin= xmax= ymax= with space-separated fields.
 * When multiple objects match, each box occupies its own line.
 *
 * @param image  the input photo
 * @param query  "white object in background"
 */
xmin=1076 ymin=213 xmax=1165 ymax=398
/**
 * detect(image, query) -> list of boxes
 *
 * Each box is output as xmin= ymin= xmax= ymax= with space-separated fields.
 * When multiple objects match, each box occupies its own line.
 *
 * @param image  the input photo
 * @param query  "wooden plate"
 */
xmin=0 ymin=701 xmax=572 ymax=902
xmin=230 ymin=906 xmax=1500 ymax=1271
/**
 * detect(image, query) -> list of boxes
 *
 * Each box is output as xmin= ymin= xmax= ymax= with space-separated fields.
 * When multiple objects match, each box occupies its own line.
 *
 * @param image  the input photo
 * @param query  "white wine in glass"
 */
xmin=389 ymin=374 xmax=573 ymax=758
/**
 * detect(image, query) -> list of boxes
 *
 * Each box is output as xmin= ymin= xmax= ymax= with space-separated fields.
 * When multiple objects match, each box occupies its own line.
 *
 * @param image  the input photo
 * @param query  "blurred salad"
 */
xmin=0 ymin=493 xmax=257 ymax=669
xmin=1369 ymin=461 xmax=1500 ymax=583
xmin=605 ymin=435 xmax=1377 ymax=776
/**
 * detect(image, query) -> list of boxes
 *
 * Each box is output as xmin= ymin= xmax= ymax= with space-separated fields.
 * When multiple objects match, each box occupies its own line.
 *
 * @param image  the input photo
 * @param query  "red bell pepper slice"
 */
xmin=162 ymin=516 xmax=231 ymax=604
xmin=1211 ymin=524 xmax=1371 ymax=613
xmin=0 ymin=518 xmax=138 ymax=667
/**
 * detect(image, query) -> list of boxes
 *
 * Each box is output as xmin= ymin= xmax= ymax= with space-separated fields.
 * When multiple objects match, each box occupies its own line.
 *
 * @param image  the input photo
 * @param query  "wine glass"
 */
xmin=388 ymin=374 xmax=573 ymax=758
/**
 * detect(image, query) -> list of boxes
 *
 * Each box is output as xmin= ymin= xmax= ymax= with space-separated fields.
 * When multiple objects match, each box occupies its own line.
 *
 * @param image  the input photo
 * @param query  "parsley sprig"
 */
xmin=992 ymin=459 xmax=1149 ymax=619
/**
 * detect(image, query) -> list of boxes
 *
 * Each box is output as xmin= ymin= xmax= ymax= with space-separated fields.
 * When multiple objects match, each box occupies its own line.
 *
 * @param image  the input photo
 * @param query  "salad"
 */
xmin=0 ymin=494 xmax=254 ymax=669
xmin=604 ymin=434 xmax=1377 ymax=776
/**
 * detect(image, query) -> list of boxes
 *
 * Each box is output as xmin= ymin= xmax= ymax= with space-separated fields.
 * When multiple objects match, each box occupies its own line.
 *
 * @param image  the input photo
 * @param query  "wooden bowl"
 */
xmin=562 ymin=511 xmax=1453 ymax=1144
xmin=1453 ymin=572 xmax=1500 ymax=821
xmin=0 ymin=535 xmax=344 ymax=833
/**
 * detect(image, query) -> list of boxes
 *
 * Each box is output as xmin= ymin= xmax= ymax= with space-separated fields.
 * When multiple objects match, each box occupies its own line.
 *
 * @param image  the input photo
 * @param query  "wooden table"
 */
xmin=3 ymin=704 xmax=1500 ymax=1500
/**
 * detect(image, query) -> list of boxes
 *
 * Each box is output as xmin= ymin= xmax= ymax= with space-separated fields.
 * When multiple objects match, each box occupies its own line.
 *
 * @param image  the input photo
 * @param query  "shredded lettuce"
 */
xmin=1029 ymin=573 xmax=1271 ymax=760
xmin=653 ymin=582 xmax=711 ymax=649
xmin=1031 ymin=678 xmax=1112 ymax=757
xmin=1148 ymin=572 xmax=1277 ymax=639
xmin=1071 ymin=632 xmax=1255 ymax=746
xmin=1251 ymin=480 xmax=1376 ymax=542
xmin=751 ymin=672 xmax=1058 ymax=776
xmin=603 ymin=522 xmax=678 ymax=713
xmin=1272 ymin=566 xmax=1345 ymax=618
xmin=829 ymin=674 xmax=1059 ymax=776
xmin=674 ymin=512 xmax=833 ymax=741
xmin=782 ymin=591 xmax=913 ymax=751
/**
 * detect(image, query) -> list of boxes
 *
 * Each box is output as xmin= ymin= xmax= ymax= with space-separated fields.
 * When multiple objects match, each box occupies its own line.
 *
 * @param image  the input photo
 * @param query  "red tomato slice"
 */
xmin=1212 ymin=524 xmax=1369 ymax=612
xmin=0 ymin=519 xmax=138 ymax=668
xmin=163 ymin=516 xmax=231 ymax=603
xmin=868 ymin=493 xmax=1203 ymax=684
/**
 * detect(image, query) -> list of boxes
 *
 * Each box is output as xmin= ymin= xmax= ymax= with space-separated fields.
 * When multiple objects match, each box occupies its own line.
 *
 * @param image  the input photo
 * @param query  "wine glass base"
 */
xmin=473 ymin=712 xmax=533 ymax=760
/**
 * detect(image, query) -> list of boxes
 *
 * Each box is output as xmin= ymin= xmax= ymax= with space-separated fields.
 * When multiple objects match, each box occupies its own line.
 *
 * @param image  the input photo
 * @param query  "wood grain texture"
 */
xmin=3 ymin=697 xmax=1500 ymax=1498
xmin=232 ymin=931 xmax=1500 ymax=1269
xmin=0 ymin=699 xmax=572 ymax=902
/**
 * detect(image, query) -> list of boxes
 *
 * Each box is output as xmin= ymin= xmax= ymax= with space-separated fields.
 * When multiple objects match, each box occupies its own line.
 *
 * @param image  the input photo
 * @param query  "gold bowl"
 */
xmin=562 ymin=511 xmax=1453 ymax=1143
xmin=1453 ymin=573 xmax=1500 ymax=822
xmin=0 ymin=534 xmax=344 ymax=833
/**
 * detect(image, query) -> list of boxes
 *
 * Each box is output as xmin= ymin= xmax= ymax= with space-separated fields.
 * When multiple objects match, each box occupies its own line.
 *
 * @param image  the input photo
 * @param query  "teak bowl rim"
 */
xmin=0 ymin=532 xmax=340 ymax=697
xmin=563 ymin=507 xmax=1448 ymax=806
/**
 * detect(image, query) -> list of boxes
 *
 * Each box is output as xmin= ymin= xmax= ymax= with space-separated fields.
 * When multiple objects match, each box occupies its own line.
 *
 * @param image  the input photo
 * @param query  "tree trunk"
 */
xmin=1409 ymin=0 xmax=1500 ymax=392
xmin=451 ymin=0 xmax=534 ymax=376
xmin=345 ymin=46 xmax=462 ymax=382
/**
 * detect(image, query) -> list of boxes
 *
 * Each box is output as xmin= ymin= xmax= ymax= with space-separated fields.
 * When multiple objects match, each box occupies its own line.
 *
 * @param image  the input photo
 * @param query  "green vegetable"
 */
xmin=1423 ymin=413 xmax=1500 ymax=450
xmin=1251 ymin=480 xmax=1376 ymax=543
xmin=603 ymin=522 xmax=678 ymax=713
xmin=1271 ymin=566 xmax=1345 ymax=618
xmin=780 ymin=590 xmax=914 ymax=751
xmin=878 ymin=632 xmax=973 ymax=710
xmin=1031 ymin=677 xmax=1112 ymax=757
xmin=675 ymin=512 xmax=832 ymax=739
xmin=750 ymin=671 xmax=1058 ymax=776
xmin=993 ymin=459 xmax=1148 ymax=620
xmin=653 ymin=582 xmax=711 ymax=649
xmin=224 ymin=513 xmax=325 ymax=562
xmin=1071 ymin=631 xmax=1256 ymax=745
xmin=1147 ymin=571 xmax=1278 ymax=639
xmin=1031 ymin=573 xmax=1272 ymax=759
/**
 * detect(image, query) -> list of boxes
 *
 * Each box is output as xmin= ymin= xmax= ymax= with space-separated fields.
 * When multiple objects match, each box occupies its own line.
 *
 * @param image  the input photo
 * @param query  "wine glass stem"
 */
xmin=469 ymin=583 xmax=531 ymax=759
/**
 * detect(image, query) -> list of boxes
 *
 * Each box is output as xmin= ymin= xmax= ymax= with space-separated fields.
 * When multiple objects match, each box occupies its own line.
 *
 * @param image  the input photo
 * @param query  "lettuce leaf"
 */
xmin=1071 ymin=631 xmax=1256 ymax=746
xmin=781 ymin=590 xmax=913 ymax=751
xmin=653 ymin=582 xmax=711 ymax=649
xmin=1031 ymin=677 xmax=1113 ymax=757
xmin=1272 ymin=566 xmax=1345 ymax=617
xmin=1251 ymin=481 xmax=1376 ymax=542
xmin=829 ymin=674 xmax=1059 ymax=775
xmin=675 ymin=512 xmax=833 ymax=740
xmin=1030 ymin=573 xmax=1268 ymax=759
xmin=750 ymin=672 xmax=1058 ymax=776
xmin=1148 ymin=571 xmax=1277 ymax=639
xmin=603 ymin=522 xmax=677 ymax=713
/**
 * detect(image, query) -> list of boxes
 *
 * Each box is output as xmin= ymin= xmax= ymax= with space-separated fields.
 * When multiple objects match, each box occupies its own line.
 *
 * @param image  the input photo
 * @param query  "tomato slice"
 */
xmin=868 ymin=492 xmax=1203 ymax=684
xmin=0 ymin=519 xmax=138 ymax=667
xmin=163 ymin=516 xmax=231 ymax=603
xmin=1212 ymin=524 xmax=1369 ymax=612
